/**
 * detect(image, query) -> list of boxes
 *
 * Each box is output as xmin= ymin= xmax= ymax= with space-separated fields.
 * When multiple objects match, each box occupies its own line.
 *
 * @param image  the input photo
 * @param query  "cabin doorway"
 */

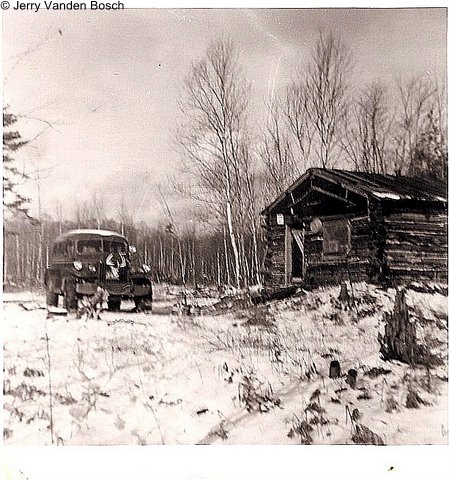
xmin=290 ymin=229 xmax=304 ymax=283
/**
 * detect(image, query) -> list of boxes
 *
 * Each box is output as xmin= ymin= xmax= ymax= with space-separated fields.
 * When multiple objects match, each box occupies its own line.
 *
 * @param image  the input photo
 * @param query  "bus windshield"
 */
xmin=76 ymin=239 xmax=102 ymax=255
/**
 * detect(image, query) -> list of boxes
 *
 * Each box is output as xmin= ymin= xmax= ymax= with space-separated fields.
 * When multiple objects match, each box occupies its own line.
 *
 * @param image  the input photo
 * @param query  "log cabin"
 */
xmin=262 ymin=169 xmax=448 ymax=286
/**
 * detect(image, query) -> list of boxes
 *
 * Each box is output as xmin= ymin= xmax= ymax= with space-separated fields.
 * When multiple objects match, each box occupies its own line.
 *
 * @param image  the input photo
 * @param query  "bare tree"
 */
xmin=409 ymin=109 xmax=448 ymax=182
xmin=53 ymin=201 xmax=65 ymax=235
xmin=284 ymin=82 xmax=314 ymax=168
xmin=91 ymin=193 xmax=105 ymax=230
xmin=341 ymin=82 xmax=393 ymax=174
xmin=177 ymin=38 xmax=255 ymax=288
xmin=260 ymin=98 xmax=298 ymax=199
xmin=157 ymin=185 xmax=187 ymax=285
xmin=305 ymin=30 xmax=352 ymax=168
xmin=392 ymin=76 xmax=437 ymax=174
xmin=236 ymin=140 xmax=263 ymax=285
xmin=118 ymin=194 xmax=134 ymax=237
xmin=75 ymin=201 xmax=94 ymax=228
xmin=433 ymin=75 xmax=448 ymax=149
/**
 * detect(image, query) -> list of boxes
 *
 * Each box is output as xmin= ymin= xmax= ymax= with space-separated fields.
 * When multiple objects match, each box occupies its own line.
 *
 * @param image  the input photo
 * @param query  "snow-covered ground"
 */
xmin=2 ymin=283 xmax=448 ymax=445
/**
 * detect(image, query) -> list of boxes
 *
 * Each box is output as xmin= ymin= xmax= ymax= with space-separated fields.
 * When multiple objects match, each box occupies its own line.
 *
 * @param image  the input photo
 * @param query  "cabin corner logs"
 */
xmin=262 ymin=169 xmax=448 ymax=287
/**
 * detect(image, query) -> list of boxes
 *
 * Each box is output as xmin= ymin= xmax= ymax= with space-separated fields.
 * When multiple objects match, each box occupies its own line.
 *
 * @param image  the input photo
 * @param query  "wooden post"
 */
xmin=284 ymin=225 xmax=292 ymax=286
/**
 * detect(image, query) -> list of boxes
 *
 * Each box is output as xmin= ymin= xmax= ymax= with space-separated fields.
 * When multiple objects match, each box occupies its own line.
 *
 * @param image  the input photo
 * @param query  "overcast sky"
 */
xmin=2 ymin=7 xmax=447 ymax=224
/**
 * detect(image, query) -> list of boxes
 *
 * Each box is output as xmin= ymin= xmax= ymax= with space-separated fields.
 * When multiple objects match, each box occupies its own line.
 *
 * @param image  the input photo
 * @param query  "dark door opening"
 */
xmin=291 ymin=229 xmax=304 ymax=281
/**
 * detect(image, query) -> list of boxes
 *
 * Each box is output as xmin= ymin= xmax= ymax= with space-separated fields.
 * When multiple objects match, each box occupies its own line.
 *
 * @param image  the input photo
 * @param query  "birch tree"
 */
xmin=177 ymin=38 xmax=254 ymax=288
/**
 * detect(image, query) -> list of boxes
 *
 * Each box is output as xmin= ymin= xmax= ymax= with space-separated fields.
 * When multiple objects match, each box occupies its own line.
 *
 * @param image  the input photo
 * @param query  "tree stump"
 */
xmin=329 ymin=360 xmax=341 ymax=379
xmin=346 ymin=369 xmax=358 ymax=389
xmin=379 ymin=289 xmax=446 ymax=367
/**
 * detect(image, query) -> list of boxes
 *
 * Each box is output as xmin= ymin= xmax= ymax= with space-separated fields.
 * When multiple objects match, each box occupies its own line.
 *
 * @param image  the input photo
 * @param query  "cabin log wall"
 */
xmin=264 ymin=225 xmax=286 ymax=285
xmin=382 ymin=210 xmax=448 ymax=282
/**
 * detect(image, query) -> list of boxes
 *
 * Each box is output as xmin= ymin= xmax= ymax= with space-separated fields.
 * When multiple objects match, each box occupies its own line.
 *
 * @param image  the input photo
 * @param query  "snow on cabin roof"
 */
xmin=262 ymin=168 xmax=448 ymax=214
xmin=371 ymin=192 xmax=403 ymax=200
xmin=55 ymin=229 xmax=127 ymax=242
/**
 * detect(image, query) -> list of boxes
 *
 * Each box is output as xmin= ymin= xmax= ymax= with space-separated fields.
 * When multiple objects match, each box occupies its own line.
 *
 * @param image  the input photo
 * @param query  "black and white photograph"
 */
xmin=2 ymin=2 xmax=448 ymax=463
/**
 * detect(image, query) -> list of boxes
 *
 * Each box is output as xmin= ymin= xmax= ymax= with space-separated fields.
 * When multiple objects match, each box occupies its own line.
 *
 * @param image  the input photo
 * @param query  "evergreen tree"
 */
xmin=3 ymin=107 xmax=34 ymax=220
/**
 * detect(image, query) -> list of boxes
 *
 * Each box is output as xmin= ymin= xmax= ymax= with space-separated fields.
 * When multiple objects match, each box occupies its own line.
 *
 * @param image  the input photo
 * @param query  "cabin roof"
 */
xmin=262 ymin=168 xmax=448 ymax=214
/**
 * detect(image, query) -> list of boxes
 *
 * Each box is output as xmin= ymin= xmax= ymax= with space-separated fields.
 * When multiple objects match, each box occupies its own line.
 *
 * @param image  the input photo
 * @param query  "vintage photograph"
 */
xmin=2 ymin=6 xmax=448 ymax=448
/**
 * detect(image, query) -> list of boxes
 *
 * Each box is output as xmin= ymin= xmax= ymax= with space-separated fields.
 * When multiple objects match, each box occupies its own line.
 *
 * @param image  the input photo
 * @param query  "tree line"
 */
xmin=3 ymin=30 xmax=447 ymax=290
xmin=3 ymin=213 xmax=251 ymax=289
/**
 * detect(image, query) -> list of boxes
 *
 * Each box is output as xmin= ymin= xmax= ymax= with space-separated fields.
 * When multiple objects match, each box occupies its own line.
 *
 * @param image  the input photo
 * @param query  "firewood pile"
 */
xmin=174 ymin=285 xmax=301 ymax=316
